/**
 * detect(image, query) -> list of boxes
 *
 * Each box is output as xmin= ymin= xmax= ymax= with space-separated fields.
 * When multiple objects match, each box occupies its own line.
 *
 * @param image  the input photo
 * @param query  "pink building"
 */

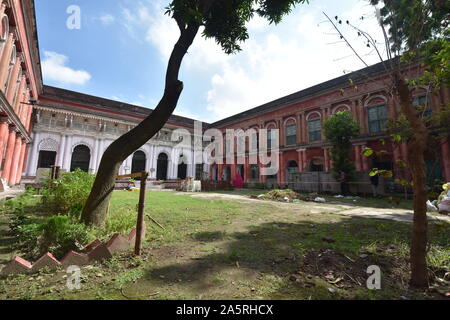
xmin=208 ymin=62 xmax=450 ymax=188
xmin=0 ymin=0 xmax=41 ymax=190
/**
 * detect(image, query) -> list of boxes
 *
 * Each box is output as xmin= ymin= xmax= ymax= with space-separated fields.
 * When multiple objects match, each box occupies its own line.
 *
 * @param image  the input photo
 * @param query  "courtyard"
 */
xmin=1 ymin=190 xmax=448 ymax=300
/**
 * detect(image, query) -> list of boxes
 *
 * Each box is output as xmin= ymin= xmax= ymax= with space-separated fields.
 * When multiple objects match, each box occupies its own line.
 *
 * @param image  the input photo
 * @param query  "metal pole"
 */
xmin=135 ymin=172 xmax=148 ymax=255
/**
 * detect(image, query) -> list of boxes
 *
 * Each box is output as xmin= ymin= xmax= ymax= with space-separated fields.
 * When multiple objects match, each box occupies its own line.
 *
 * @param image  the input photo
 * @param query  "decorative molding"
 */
xmin=306 ymin=111 xmax=322 ymax=121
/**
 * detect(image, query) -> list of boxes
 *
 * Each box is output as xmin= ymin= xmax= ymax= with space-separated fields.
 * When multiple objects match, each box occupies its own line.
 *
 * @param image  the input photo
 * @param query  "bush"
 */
xmin=14 ymin=215 xmax=93 ymax=259
xmin=41 ymin=169 xmax=95 ymax=218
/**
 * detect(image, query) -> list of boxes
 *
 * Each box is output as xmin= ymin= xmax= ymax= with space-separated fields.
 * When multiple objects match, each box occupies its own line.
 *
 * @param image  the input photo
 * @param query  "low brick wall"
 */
xmin=0 ymin=223 xmax=146 ymax=277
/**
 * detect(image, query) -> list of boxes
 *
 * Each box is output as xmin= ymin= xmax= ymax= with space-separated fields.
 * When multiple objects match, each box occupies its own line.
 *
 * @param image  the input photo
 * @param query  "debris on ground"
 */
xmin=314 ymin=197 xmax=326 ymax=203
xmin=258 ymin=189 xmax=301 ymax=202
xmin=427 ymin=200 xmax=438 ymax=212
xmin=437 ymin=182 xmax=450 ymax=215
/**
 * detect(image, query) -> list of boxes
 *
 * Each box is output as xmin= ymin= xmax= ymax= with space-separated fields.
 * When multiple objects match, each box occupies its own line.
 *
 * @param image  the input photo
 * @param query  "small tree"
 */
xmin=325 ymin=0 xmax=449 ymax=288
xmin=81 ymin=0 xmax=310 ymax=227
xmin=324 ymin=111 xmax=360 ymax=193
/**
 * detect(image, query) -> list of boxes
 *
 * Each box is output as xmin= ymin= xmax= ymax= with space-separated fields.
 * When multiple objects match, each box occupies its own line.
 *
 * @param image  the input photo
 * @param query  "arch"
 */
xmin=222 ymin=166 xmax=231 ymax=182
xmin=131 ymin=150 xmax=146 ymax=174
xmin=265 ymin=121 xmax=277 ymax=129
xmin=70 ymin=145 xmax=91 ymax=172
xmin=72 ymin=141 xmax=93 ymax=153
xmin=284 ymin=117 xmax=297 ymax=126
xmin=364 ymin=94 xmax=387 ymax=107
xmin=306 ymin=111 xmax=322 ymax=121
xmin=1 ymin=14 xmax=9 ymax=41
xmin=38 ymin=138 xmax=59 ymax=152
xmin=177 ymin=154 xmax=188 ymax=179
xmin=332 ymin=104 xmax=351 ymax=114
xmin=156 ymin=153 xmax=168 ymax=180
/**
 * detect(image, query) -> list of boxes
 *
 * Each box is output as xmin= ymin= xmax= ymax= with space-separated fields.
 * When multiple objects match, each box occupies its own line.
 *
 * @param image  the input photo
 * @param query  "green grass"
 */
xmin=0 ymin=190 xmax=448 ymax=300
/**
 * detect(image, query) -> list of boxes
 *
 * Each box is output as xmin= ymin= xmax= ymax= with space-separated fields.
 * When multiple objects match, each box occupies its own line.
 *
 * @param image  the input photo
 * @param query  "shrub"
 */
xmin=14 ymin=215 xmax=93 ymax=259
xmin=41 ymin=169 xmax=95 ymax=218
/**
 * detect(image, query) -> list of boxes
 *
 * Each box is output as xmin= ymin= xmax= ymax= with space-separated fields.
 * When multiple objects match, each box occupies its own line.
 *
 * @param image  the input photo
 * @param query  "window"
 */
xmin=413 ymin=95 xmax=432 ymax=118
xmin=37 ymin=151 xmax=57 ymax=169
xmin=250 ymin=130 xmax=258 ymax=151
xmin=267 ymin=129 xmax=277 ymax=149
xmin=250 ymin=165 xmax=259 ymax=180
xmin=285 ymin=124 xmax=297 ymax=145
xmin=368 ymin=105 xmax=388 ymax=133
xmin=308 ymin=119 xmax=321 ymax=142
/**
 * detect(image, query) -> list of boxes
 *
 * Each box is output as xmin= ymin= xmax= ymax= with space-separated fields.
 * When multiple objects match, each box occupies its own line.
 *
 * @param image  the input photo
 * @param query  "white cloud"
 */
xmin=42 ymin=51 xmax=91 ymax=85
xmin=120 ymin=0 xmax=386 ymax=122
xmin=99 ymin=13 xmax=115 ymax=26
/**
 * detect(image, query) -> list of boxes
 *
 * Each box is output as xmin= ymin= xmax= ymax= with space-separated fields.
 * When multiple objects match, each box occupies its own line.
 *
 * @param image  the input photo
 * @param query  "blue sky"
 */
xmin=35 ymin=0 xmax=385 ymax=123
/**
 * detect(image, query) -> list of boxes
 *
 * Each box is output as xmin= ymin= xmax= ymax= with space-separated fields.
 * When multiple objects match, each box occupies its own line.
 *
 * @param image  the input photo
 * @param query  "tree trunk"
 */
xmin=80 ymin=24 xmax=199 ymax=226
xmin=395 ymin=74 xmax=429 ymax=288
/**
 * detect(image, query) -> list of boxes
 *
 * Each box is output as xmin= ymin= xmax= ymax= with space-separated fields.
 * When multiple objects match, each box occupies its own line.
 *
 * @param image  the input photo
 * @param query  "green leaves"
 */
xmin=167 ymin=0 xmax=310 ymax=55
xmin=369 ymin=169 xmax=393 ymax=178
xmin=362 ymin=147 xmax=374 ymax=157
xmin=323 ymin=111 xmax=360 ymax=180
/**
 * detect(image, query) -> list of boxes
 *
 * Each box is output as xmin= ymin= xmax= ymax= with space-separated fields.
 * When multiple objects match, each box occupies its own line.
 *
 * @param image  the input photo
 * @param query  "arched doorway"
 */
xmin=70 ymin=145 xmax=91 ymax=172
xmin=177 ymin=155 xmax=187 ymax=179
xmin=157 ymin=153 xmax=168 ymax=180
xmin=37 ymin=151 xmax=56 ymax=169
xmin=132 ymin=151 xmax=146 ymax=174
xmin=286 ymin=160 xmax=299 ymax=182
xmin=237 ymin=165 xmax=244 ymax=180
xmin=310 ymin=157 xmax=324 ymax=172
xmin=222 ymin=166 xmax=231 ymax=181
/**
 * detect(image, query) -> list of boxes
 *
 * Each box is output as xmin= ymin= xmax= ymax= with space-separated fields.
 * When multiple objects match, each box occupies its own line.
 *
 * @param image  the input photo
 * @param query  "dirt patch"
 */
xmin=296 ymin=248 xmax=391 ymax=290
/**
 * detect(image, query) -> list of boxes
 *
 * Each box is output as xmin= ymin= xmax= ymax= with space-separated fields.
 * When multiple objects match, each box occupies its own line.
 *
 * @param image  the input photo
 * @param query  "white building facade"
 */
xmin=25 ymin=86 xmax=208 ymax=181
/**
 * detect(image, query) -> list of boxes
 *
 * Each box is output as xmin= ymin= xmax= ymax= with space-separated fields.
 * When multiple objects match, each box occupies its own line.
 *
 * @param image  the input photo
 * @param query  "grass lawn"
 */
xmin=0 ymin=190 xmax=448 ymax=300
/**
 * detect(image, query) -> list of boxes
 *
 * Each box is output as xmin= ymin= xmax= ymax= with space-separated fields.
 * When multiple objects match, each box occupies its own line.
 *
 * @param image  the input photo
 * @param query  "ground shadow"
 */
xmin=138 ymin=216 xmax=448 ymax=299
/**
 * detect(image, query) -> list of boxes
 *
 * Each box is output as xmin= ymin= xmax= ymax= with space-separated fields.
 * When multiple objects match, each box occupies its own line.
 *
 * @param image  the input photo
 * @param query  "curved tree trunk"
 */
xmin=81 ymin=24 xmax=199 ymax=226
xmin=395 ymin=74 xmax=429 ymax=288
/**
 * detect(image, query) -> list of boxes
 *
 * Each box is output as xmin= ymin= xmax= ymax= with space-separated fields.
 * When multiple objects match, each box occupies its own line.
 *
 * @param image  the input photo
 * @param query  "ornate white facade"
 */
xmin=25 ymin=87 xmax=209 ymax=181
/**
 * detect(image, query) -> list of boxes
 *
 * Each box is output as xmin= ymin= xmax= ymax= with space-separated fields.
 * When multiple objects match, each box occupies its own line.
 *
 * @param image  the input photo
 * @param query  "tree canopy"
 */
xmin=166 ymin=0 xmax=309 ymax=54
xmin=323 ymin=111 xmax=360 ymax=180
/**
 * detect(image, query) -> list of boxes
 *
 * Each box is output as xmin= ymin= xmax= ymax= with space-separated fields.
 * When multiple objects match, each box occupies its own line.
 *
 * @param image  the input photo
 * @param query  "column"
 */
xmin=278 ymin=152 xmax=284 ymax=185
xmin=0 ymin=118 xmax=9 ymax=171
xmin=5 ymin=58 xmax=21 ymax=103
xmin=0 ymin=33 xmax=14 ymax=87
xmin=96 ymin=139 xmax=104 ymax=170
xmin=147 ymin=146 xmax=154 ymax=176
xmin=324 ymin=147 xmax=330 ymax=172
xmin=277 ymin=118 xmax=284 ymax=147
xmin=57 ymin=135 xmax=66 ymax=167
xmin=244 ymin=156 xmax=250 ymax=183
xmin=63 ymin=135 xmax=73 ymax=171
xmin=296 ymin=113 xmax=302 ymax=144
xmin=14 ymin=140 xmax=27 ymax=184
xmin=150 ymin=146 xmax=157 ymax=178
xmin=218 ymin=163 xmax=223 ymax=181
xmin=27 ymin=132 xmax=40 ymax=176
xmin=1 ymin=127 xmax=16 ymax=183
xmin=7 ymin=134 xmax=22 ymax=185
xmin=91 ymin=138 xmax=99 ymax=173
xmin=13 ymin=75 xmax=26 ymax=111
xmin=297 ymin=150 xmax=304 ymax=173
